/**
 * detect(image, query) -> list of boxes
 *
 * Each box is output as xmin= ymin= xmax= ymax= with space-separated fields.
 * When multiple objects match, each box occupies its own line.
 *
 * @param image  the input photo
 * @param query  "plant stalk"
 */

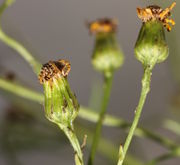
xmin=118 ymin=67 xmax=152 ymax=165
xmin=59 ymin=125 xmax=84 ymax=165
xmin=0 ymin=78 xmax=44 ymax=102
xmin=88 ymin=73 xmax=114 ymax=165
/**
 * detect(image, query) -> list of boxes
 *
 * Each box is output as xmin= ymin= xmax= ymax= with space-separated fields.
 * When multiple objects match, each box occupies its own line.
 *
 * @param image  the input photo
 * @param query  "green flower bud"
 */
xmin=135 ymin=20 xmax=168 ymax=68
xmin=39 ymin=60 xmax=84 ymax=165
xmin=39 ymin=59 xmax=79 ymax=128
xmin=88 ymin=18 xmax=124 ymax=75
xmin=135 ymin=3 xmax=176 ymax=68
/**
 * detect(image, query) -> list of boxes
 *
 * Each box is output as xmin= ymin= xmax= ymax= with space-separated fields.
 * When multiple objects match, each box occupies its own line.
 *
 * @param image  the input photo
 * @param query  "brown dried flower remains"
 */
xmin=39 ymin=59 xmax=71 ymax=84
xmin=88 ymin=18 xmax=118 ymax=34
xmin=137 ymin=2 xmax=176 ymax=31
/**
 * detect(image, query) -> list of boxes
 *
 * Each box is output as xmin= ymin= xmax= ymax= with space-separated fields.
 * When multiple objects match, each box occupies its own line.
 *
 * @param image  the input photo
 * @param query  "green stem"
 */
xmin=88 ymin=73 xmax=114 ymax=165
xmin=76 ymin=123 xmax=143 ymax=165
xmin=119 ymin=67 xmax=152 ymax=165
xmin=80 ymin=108 xmax=178 ymax=151
xmin=0 ymin=78 xmax=180 ymax=152
xmin=0 ymin=0 xmax=41 ymax=75
xmin=0 ymin=78 xmax=44 ymax=102
xmin=59 ymin=125 xmax=84 ymax=165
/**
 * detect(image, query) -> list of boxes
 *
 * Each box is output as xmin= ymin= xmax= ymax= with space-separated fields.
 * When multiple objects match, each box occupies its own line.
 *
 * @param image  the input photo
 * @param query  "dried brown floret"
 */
xmin=39 ymin=59 xmax=71 ymax=84
xmin=137 ymin=2 xmax=176 ymax=31
xmin=88 ymin=18 xmax=118 ymax=34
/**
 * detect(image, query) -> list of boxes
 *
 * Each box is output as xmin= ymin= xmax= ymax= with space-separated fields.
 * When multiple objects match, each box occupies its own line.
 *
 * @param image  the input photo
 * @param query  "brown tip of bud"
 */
xmin=88 ymin=18 xmax=118 ymax=34
xmin=39 ymin=59 xmax=71 ymax=84
xmin=137 ymin=2 xmax=176 ymax=31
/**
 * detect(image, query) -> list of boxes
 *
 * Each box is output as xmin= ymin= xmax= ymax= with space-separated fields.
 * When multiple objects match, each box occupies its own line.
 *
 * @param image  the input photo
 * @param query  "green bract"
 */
xmin=92 ymin=33 xmax=124 ymax=75
xmin=44 ymin=77 xmax=79 ymax=128
xmin=135 ymin=20 xmax=169 ymax=69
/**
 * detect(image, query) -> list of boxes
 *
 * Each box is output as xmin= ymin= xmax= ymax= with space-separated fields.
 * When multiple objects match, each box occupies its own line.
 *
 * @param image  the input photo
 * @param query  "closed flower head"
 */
xmin=135 ymin=2 xmax=176 ymax=69
xmin=39 ymin=59 xmax=79 ymax=127
xmin=88 ymin=18 xmax=124 ymax=76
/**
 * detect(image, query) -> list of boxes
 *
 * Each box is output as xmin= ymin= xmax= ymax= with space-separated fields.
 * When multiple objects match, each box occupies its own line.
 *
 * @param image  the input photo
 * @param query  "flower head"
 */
xmin=135 ymin=3 xmax=176 ymax=68
xmin=39 ymin=59 xmax=79 ymax=127
xmin=87 ymin=18 xmax=124 ymax=76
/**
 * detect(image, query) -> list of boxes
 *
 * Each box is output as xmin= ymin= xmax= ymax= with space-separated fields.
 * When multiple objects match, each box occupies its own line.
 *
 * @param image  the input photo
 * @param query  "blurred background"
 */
xmin=0 ymin=0 xmax=180 ymax=164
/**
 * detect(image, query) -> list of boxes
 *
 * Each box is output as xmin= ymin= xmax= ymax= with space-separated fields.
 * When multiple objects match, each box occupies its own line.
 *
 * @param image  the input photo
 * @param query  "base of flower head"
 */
xmin=44 ymin=77 xmax=79 ymax=127
xmin=92 ymin=33 xmax=124 ymax=74
xmin=135 ymin=20 xmax=169 ymax=68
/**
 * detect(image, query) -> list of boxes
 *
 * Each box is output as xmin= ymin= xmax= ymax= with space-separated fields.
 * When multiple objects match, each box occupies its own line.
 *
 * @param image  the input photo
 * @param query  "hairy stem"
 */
xmin=118 ymin=67 xmax=152 ymax=165
xmin=60 ymin=125 xmax=84 ymax=165
xmin=88 ymin=73 xmax=114 ymax=165
xmin=76 ymin=123 xmax=143 ymax=165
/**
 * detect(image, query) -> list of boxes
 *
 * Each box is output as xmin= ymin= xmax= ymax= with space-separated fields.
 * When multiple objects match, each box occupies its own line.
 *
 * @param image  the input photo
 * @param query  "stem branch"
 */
xmin=88 ymin=73 xmax=114 ymax=165
xmin=0 ymin=78 xmax=44 ymax=102
xmin=60 ymin=125 xmax=84 ymax=165
xmin=119 ymin=67 xmax=152 ymax=165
